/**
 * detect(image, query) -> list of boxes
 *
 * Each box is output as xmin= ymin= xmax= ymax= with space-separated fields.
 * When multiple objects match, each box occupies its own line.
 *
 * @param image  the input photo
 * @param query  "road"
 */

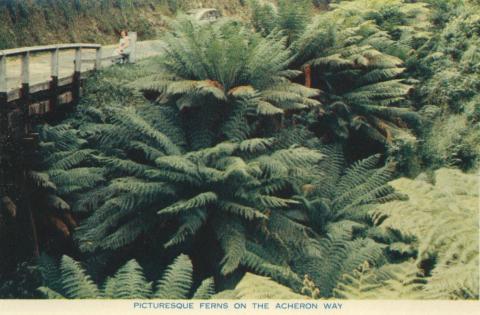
xmin=3 ymin=40 xmax=165 ymax=91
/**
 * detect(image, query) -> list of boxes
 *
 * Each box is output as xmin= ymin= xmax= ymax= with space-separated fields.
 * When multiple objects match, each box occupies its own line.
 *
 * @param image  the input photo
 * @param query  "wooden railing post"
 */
xmin=50 ymin=48 xmax=59 ymax=113
xmin=95 ymin=47 xmax=102 ymax=70
xmin=20 ymin=51 xmax=30 ymax=135
xmin=21 ymin=52 xmax=30 ymax=88
xmin=51 ymin=48 xmax=59 ymax=78
xmin=0 ymin=54 xmax=8 ymax=137
xmin=18 ymin=51 xmax=39 ymax=258
xmin=20 ymin=133 xmax=40 ymax=259
xmin=74 ymin=47 xmax=82 ymax=73
xmin=0 ymin=54 xmax=6 ymax=95
xmin=73 ymin=47 xmax=82 ymax=103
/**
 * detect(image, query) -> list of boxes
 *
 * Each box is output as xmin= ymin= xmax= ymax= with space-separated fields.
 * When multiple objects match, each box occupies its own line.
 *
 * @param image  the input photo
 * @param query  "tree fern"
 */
xmin=290 ymin=1 xmax=426 ymax=144
xmin=36 ymin=84 xmax=402 ymax=297
xmin=43 ymin=98 xmax=326 ymax=283
xmin=292 ymin=223 xmax=387 ymax=297
xmin=294 ymin=146 xmax=404 ymax=233
xmin=27 ymin=65 xmax=326 ymax=304
xmin=283 ymin=147 xmax=407 ymax=297
xmin=131 ymin=17 xmax=320 ymax=145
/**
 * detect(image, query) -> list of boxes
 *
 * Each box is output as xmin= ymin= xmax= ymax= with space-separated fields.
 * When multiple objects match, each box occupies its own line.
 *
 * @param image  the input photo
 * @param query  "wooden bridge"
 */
xmin=0 ymin=34 xmax=166 ymax=145
xmin=0 ymin=34 xmax=163 ymax=186
xmin=1 ymin=43 xmax=99 ymax=136
xmin=0 ymin=33 xmax=143 ymax=140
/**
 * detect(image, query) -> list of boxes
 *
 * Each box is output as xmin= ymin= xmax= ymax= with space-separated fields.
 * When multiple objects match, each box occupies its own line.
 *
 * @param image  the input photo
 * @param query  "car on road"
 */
xmin=186 ymin=8 xmax=222 ymax=22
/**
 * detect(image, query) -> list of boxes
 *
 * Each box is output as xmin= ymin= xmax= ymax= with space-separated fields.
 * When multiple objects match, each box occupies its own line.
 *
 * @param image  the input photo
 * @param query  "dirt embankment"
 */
xmin=0 ymin=0 xmax=250 ymax=49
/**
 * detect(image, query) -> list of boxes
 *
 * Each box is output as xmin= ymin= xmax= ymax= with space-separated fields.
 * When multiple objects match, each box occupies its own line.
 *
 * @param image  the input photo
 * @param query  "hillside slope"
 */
xmin=0 ymin=0 xmax=249 ymax=49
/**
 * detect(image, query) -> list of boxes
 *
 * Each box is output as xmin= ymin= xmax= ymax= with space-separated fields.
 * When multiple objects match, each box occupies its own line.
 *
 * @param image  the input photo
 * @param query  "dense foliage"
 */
xmin=413 ymin=0 xmax=480 ymax=170
xmin=38 ymin=254 xmax=214 ymax=299
xmin=289 ymin=1 xmax=431 ymax=172
xmin=1 ymin=0 xmax=478 ymax=300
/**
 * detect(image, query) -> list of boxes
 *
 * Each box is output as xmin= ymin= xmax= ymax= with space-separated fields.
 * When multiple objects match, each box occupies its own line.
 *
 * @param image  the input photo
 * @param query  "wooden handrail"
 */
xmin=0 ymin=43 xmax=101 ymax=57
xmin=0 ymin=32 xmax=137 ymax=96
xmin=0 ymin=43 xmax=102 ymax=94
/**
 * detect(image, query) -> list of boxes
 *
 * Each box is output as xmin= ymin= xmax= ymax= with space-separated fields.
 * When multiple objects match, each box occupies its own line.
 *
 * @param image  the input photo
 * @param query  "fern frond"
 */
xmin=193 ymin=278 xmax=215 ymax=299
xmin=215 ymin=220 xmax=247 ymax=276
xmin=333 ymin=260 xmax=426 ymax=299
xmin=28 ymin=171 xmax=57 ymax=191
xmin=238 ymin=138 xmax=274 ymax=154
xmin=154 ymin=254 xmax=193 ymax=299
xmin=58 ymin=256 xmax=100 ymax=299
xmin=164 ymin=208 xmax=207 ymax=248
xmin=38 ymin=254 xmax=208 ymax=299
xmin=107 ymin=107 xmax=180 ymax=156
xmin=103 ymin=260 xmax=152 ymax=299
xmin=241 ymin=250 xmax=302 ymax=289
xmin=158 ymin=192 xmax=218 ymax=216
xmin=50 ymin=149 xmax=96 ymax=170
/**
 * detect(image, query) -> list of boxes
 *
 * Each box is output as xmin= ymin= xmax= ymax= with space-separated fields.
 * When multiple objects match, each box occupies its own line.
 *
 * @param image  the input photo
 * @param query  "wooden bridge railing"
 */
xmin=1 ymin=43 xmax=102 ymax=132
xmin=0 ymin=32 xmax=137 ymax=139
xmin=0 ymin=43 xmax=102 ymax=104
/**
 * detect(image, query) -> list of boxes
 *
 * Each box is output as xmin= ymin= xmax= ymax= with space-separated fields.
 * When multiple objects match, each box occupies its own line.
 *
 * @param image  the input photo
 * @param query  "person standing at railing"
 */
xmin=114 ymin=30 xmax=131 ymax=64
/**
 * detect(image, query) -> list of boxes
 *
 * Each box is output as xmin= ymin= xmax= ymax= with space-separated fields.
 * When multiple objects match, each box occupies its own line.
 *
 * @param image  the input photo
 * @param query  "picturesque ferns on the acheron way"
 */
xmin=5 ymin=0 xmax=476 ymax=300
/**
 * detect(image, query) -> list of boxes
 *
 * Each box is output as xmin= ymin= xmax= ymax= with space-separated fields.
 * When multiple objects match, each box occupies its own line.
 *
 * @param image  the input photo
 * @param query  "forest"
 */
xmin=0 ymin=0 xmax=478 ymax=300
